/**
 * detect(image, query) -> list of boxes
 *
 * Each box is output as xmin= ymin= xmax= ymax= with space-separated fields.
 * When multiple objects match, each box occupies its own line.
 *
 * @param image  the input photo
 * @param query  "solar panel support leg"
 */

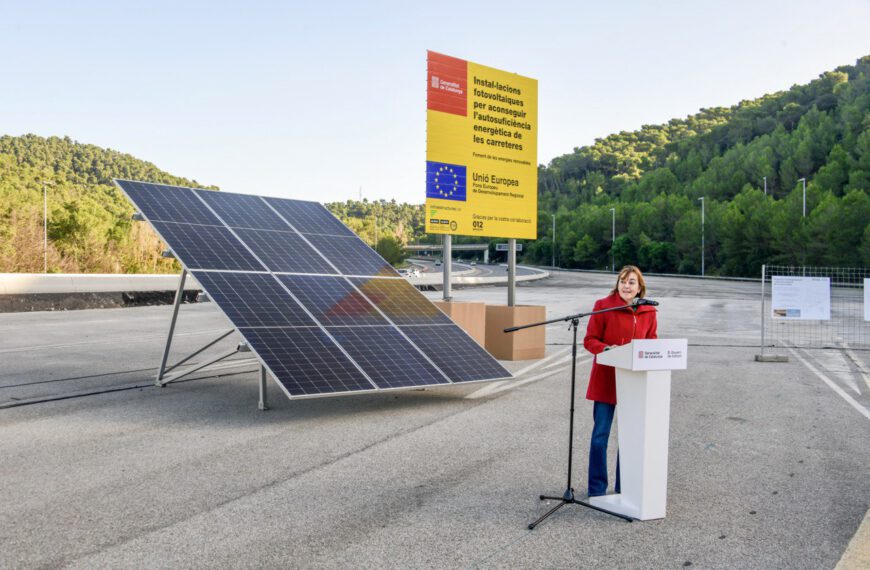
xmin=156 ymin=269 xmax=187 ymax=386
xmin=162 ymin=329 xmax=236 ymax=376
xmin=158 ymin=345 xmax=241 ymax=386
xmin=258 ymin=365 xmax=269 ymax=411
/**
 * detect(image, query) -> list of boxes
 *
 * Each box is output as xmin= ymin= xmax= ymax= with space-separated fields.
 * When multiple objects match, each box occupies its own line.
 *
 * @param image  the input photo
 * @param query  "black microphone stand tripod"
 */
xmin=504 ymin=304 xmax=636 ymax=529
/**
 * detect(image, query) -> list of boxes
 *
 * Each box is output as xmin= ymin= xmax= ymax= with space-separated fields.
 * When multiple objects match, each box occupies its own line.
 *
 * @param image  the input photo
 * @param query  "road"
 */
xmin=1 ymin=271 xmax=868 ymax=568
xmin=410 ymin=258 xmax=541 ymax=277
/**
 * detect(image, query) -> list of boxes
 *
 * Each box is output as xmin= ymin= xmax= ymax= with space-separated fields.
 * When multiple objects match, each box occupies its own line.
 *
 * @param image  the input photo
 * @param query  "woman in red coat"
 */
xmin=584 ymin=265 xmax=657 ymax=497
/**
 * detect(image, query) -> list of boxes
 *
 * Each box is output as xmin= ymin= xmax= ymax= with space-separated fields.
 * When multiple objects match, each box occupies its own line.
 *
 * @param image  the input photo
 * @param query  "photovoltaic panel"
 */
xmin=116 ymin=180 xmax=221 ymax=225
xmin=238 ymin=327 xmax=375 ymax=395
xmin=191 ymin=271 xmax=315 ymax=327
xmin=326 ymin=326 xmax=449 ymax=388
xmin=116 ymin=178 xmax=513 ymax=401
xmin=233 ymin=228 xmax=338 ymax=274
xmin=305 ymin=234 xmax=399 ymax=276
xmin=277 ymin=274 xmax=387 ymax=326
xmin=399 ymin=325 xmax=512 ymax=382
xmin=195 ymin=189 xmax=291 ymax=231
xmin=349 ymin=277 xmax=453 ymax=326
xmin=150 ymin=221 xmax=265 ymax=272
xmin=263 ymin=197 xmax=356 ymax=237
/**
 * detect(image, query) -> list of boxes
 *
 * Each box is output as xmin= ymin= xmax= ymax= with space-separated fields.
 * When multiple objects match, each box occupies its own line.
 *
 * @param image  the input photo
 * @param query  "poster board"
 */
xmin=771 ymin=276 xmax=831 ymax=320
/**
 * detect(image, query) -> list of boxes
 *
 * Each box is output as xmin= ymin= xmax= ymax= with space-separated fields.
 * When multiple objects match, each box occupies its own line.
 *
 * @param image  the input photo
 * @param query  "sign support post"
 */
xmin=443 ymin=234 xmax=452 ymax=301
xmin=508 ymin=238 xmax=516 ymax=307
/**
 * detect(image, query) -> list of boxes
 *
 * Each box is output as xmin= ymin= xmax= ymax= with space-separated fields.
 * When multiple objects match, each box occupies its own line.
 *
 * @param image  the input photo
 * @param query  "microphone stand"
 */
xmin=505 ymin=304 xmax=636 ymax=528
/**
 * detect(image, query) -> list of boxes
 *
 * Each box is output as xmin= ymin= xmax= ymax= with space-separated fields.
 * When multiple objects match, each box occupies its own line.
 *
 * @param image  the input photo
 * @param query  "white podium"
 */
xmin=587 ymin=339 xmax=688 ymax=521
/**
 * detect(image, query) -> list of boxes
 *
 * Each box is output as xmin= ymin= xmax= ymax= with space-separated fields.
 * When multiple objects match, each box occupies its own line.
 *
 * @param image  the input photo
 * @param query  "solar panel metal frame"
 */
xmin=114 ymin=178 xmax=513 ymax=401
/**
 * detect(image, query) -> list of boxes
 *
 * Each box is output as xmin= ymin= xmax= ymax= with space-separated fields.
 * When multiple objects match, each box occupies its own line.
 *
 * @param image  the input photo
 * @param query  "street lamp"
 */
xmin=609 ymin=207 xmax=616 ymax=272
xmin=42 ymin=181 xmax=55 ymax=273
xmin=698 ymin=197 xmax=705 ymax=277
xmin=551 ymin=214 xmax=556 ymax=268
xmin=373 ymin=202 xmax=379 ymax=251
xmin=797 ymin=178 xmax=806 ymax=217
xmin=763 ymin=176 xmax=767 ymax=197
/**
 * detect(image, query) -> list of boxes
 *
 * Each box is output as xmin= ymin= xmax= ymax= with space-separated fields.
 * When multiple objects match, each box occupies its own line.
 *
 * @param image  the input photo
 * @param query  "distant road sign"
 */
xmin=495 ymin=243 xmax=523 ymax=252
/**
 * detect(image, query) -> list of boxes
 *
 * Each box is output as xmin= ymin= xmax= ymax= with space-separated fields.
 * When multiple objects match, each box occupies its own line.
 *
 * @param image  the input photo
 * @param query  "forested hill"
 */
xmin=1 ymin=56 xmax=868 ymax=275
xmin=0 ymin=134 xmax=424 ymax=273
xmin=0 ymin=135 xmax=220 ymax=273
xmin=528 ymin=56 xmax=870 ymax=275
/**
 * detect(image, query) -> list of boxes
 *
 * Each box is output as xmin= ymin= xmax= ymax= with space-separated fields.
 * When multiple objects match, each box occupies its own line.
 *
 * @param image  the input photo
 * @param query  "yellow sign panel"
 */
xmin=426 ymin=51 xmax=538 ymax=239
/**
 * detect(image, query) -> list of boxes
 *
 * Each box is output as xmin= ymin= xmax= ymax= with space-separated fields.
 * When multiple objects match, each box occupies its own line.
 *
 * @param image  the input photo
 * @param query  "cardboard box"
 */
xmin=485 ymin=304 xmax=546 ymax=361
xmin=432 ymin=300 xmax=486 ymax=345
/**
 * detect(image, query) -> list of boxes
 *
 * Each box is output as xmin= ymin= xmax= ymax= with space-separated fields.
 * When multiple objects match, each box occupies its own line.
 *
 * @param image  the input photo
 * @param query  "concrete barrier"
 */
xmin=0 ymin=273 xmax=201 ymax=295
xmin=0 ymin=267 xmax=548 ymax=295
xmin=407 ymin=266 xmax=549 ymax=287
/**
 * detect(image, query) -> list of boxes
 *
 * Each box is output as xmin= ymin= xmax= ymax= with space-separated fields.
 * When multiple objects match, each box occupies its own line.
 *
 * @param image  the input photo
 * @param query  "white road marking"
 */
xmin=462 ymin=346 xmax=572 ymax=400
xmin=844 ymin=345 xmax=870 ymax=392
xmin=513 ymin=346 xmax=573 ymax=377
xmin=465 ymin=354 xmax=593 ymax=399
xmin=543 ymin=354 xmax=575 ymax=370
xmin=814 ymin=350 xmax=862 ymax=395
xmin=788 ymin=347 xmax=870 ymax=421
xmin=489 ymin=356 xmax=594 ymax=396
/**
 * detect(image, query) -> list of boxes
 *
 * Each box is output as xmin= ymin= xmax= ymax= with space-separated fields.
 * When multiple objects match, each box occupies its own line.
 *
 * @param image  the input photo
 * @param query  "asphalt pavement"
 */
xmin=1 ymin=271 xmax=868 ymax=568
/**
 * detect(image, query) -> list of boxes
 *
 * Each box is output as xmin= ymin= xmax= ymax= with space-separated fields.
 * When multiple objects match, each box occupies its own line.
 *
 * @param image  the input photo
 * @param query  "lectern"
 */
xmin=589 ymin=338 xmax=688 ymax=521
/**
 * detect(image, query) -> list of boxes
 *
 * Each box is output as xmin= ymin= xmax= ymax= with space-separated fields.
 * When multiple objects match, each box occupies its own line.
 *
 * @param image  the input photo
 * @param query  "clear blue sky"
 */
xmin=2 ymin=1 xmax=868 ymax=204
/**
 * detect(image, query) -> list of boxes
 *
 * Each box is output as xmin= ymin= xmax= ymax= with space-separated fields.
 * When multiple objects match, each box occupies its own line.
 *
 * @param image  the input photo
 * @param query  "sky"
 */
xmin=1 ymin=0 xmax=868 ymax=204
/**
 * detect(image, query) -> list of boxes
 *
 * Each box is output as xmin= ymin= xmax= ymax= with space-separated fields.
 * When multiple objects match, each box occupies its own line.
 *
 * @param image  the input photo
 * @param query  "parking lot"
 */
xmin=1 ymin=271 xmax=868 ymax=568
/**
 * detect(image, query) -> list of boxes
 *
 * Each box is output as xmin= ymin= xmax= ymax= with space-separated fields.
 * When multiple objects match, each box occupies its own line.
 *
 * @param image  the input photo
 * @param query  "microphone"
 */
xmin=631 ymin=297 xmax=659 ymax=307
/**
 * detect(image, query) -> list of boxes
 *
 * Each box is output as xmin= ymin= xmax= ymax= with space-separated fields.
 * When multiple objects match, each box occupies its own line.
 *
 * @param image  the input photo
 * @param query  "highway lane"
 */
xmin=411 ymin=258 xmax=540 ymax=277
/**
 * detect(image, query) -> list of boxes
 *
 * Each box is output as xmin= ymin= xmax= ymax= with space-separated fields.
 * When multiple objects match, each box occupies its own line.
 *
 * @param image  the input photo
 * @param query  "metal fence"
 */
xmin=760 ymin=265 xmax=870 ymax=354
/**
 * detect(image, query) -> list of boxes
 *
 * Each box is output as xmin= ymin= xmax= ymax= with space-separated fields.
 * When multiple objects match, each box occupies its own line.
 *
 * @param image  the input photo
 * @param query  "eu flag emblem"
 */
xmin=426 ymin=161 xmax=466 ymax=202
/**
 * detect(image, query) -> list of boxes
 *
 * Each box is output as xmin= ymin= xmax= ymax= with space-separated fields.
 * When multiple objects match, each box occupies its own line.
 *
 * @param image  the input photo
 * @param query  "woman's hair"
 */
xmin=610 ymin=265 xmax=646 ymax=299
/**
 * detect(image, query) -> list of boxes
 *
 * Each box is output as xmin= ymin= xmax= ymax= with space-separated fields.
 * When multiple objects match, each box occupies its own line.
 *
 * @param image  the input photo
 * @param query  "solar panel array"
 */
xmin=115 ymin=179 xmax=512 ymax=399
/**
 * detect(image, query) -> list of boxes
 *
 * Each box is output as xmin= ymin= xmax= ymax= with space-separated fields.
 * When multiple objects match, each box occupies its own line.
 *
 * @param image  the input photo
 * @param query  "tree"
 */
xmin=572 ymin=234 xmax=599 ymax=268
xmin=375 ymin=236 xmax=407 ymax=266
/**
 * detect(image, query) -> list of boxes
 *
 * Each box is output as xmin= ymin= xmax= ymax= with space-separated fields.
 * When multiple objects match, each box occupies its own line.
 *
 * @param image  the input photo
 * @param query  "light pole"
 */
xmin=43 ymin=181 xmax=50 ymax=273
xmin=551 ymin=214 xmax=556 ymax=268
xmin=610 ymin=207 xmax=616 ymax=272
xmin=797 ymin=178 xmax=806 ymax=217
xmin=373 ymin=202 xmax=379 ymax=252
xmin=763 ymin=176 xmax=767 ymax=197
xmin=698 ymin=197 xmax=705 ymax=277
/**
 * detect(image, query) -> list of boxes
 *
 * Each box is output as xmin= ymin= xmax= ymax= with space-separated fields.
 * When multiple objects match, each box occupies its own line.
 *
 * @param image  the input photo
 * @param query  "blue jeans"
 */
xmin=588 ymin=401 xmax=620 ymax=496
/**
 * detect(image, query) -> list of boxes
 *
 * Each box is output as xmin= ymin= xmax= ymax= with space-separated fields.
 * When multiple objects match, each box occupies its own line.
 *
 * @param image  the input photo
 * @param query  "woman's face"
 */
xmin=617 ymin=272 xmax=640 ymax=303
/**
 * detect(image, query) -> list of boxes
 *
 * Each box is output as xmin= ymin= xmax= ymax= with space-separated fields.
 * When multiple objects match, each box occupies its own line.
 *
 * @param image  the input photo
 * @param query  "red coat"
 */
xmin=584 ymin=292 xmax=658 ymax=404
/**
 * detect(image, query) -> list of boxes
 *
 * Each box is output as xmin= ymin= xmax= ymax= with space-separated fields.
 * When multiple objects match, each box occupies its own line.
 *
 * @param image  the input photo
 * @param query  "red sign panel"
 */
xmin=427 ymin=51 xmax=467 ymax=117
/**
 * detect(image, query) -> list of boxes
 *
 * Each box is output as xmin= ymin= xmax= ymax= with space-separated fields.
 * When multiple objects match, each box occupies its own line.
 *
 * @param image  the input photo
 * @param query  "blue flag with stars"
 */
xmin=426 ymin=161 xmax=466 ymax=202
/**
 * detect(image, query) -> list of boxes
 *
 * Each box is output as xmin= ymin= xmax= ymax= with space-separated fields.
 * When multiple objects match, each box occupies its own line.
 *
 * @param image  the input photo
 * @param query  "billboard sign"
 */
xmin=426 ymin=51 xmax=538 ymax=239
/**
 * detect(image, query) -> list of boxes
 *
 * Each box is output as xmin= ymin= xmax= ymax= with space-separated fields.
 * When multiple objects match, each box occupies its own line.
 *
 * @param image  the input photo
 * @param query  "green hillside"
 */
xmin=0 ymin=135 xmax=423 ymax=273
xmin=0 ymin=135 xmax=216 ymax=273
xmin=527 ymin=56 xmax=870 ymax=275
xmin=1 ymin=56 xmax=867 ymax=276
